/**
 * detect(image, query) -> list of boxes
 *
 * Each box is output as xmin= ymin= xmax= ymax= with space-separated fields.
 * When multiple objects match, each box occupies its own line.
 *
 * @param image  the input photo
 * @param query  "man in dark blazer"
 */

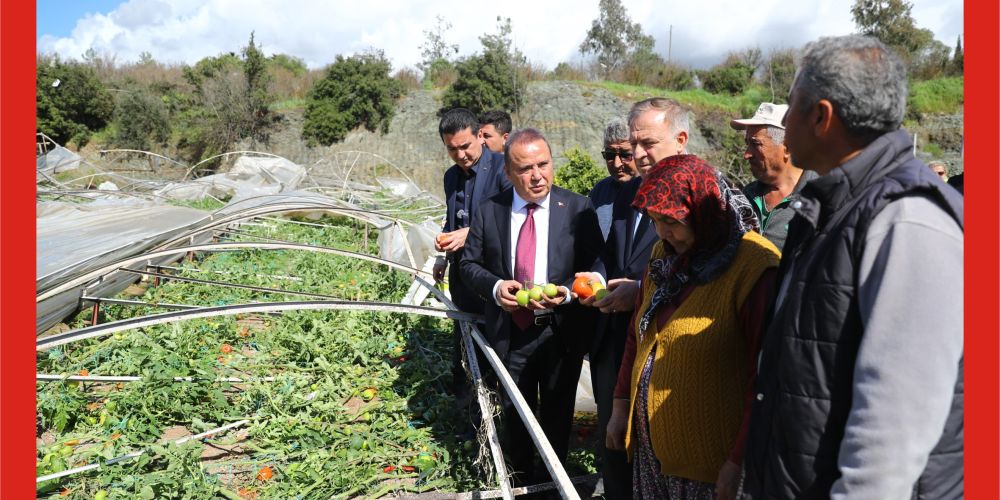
xmin=434 ymin=108 xmax=511 ymax=399
xmin=460 ymin=128 xmax=603 ymax=487
xmin=581 ymin=176 xmax=658 ymax=498
xmin=578 ymin=98 xmax=692 ymax=498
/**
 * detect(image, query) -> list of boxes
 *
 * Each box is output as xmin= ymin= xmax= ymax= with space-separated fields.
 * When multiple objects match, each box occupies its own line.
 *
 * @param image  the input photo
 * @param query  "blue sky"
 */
xmin=37 ymin=0 xmax=123 ymax=39
xmin=35 ymin=0 xmax=963 ymax=71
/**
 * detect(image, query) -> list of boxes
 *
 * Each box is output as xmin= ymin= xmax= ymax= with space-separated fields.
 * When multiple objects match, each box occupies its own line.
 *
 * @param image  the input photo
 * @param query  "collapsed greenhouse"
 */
xmin=35 ymin=135 xmax=602 ymax=499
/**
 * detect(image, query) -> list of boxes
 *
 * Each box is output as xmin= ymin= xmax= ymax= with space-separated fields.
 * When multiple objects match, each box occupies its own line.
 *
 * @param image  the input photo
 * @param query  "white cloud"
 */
xmin=37 ymin=0 xmax=963 ymax=71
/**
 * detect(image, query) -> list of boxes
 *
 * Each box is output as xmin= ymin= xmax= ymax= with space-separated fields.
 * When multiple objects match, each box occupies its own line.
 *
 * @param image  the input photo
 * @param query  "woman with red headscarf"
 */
xmin=605 ymin=155 xmax=779 ymax=500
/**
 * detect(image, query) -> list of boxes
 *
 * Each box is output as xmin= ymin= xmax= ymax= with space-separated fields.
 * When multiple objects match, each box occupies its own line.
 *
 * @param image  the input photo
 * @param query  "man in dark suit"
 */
xmin=434 ymin=108 xmax=511 ymax=400
xmin=460 ymin=128 xmax=603 ymax=487
xmin=578 ymin=98 xmax=692 ymax=499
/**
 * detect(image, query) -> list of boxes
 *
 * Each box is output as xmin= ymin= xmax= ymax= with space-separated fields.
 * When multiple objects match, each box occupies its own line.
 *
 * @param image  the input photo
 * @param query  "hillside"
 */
xmin=70 ymin=79 xmax=962 ymax=198
xmin=242 ymin=79 xmax=964 ymax=198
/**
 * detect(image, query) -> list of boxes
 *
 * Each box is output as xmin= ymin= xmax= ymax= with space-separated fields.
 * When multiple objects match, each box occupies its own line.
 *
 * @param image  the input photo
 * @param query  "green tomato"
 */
xmin=528 ymin=286 xmax=543 ymax=301
xmin=543 ymin=283 xmax=559 ymax=298
xmin=310 ymin=383 xmax=319 ymax=391
xmin=412 ymin=454 xmax=436 ymax=471
xmin=350 ymin=435 xmax=364 ymax=450
xmin=594 ymin=288 xmax=609 ymax=300
xmin=94 ymin=490 xmax=109 ymax=500
xmin=515 ymin=289 xmax=530 ymax=307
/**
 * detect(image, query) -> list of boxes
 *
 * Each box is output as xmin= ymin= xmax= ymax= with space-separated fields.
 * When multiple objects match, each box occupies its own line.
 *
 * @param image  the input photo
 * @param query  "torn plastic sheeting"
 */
xmin=231 ymin=155 xmax=306 ymax=190
xmin=377 ymin=177 xmax=423 ymax=198
xmin=378 ymin=218 xmax=439 ymax=268
xmin=36 ymin=200 xmax=212 ymax=290
xmin=37 ymin=145 xmax=81 ymax=174
xmin=574 ymin=358 xmax=597 ymax=413
xmin=153 ymin=155 xmax=307 ymax=202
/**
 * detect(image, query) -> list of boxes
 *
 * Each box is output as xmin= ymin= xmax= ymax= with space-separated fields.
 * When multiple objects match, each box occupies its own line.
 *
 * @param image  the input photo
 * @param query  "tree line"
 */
xmin=36 ymin=0 xmax=961 ymax=171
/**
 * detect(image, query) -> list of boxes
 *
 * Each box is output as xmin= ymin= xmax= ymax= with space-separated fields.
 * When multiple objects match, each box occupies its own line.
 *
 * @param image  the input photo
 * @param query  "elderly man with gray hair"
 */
xmin=731 ymin=102 xmax=816 ymax=250
xmin=589 ymin=118 xmax=638 ymax=241
xmin=741 ymin=35 xmax=964 ymax=500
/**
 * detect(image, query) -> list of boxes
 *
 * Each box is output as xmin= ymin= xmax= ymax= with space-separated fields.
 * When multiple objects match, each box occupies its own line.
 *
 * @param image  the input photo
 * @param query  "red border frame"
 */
xmin=962 ymin=0 xmax=999 ymax=497
xmin=2 ymin=1 xmax=996 ymax=497
xmin=1 ymin=2 xmax=38 ymax=498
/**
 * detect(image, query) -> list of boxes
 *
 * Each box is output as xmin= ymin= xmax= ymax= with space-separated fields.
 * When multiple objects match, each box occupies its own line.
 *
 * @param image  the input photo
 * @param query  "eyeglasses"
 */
xmin=601 ymin=149 xmax=634 ymax=162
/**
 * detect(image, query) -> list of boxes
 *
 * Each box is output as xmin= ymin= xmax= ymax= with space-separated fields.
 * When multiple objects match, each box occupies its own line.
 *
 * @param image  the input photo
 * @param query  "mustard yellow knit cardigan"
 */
xmin=625 ymin=231 xmax=780 ymax=483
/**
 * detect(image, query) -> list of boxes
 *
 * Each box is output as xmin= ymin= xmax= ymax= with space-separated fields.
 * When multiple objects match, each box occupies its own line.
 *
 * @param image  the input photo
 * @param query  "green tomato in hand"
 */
xmin=515 ymin=289 xmax=530 ymax=307
xmin=542 ymin=283 xmax=559 ymax=298
xmin=528 ymin=286 xmax=543 ymax=301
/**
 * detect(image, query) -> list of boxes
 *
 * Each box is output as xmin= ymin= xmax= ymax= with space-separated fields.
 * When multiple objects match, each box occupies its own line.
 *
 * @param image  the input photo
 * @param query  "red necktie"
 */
xmin=512 ymin=203 xmax=537 ymax=330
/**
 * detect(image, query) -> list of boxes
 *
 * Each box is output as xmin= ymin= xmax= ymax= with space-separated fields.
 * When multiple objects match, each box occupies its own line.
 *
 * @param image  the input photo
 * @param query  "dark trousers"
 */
xmin=501 ymin=323 xmax=585 ymax=487
xmin=590 ymin=324 xmax=634 ymax=499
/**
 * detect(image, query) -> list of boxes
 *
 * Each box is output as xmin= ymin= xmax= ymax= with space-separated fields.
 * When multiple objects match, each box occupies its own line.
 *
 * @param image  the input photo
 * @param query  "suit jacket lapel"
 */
xmin=547 ymin=190 xmax=567 ymax=282
xmin=472 ymin=159 xmax=491 ymax=209
xmin=627 ymin=216 xmax=657 ymax=269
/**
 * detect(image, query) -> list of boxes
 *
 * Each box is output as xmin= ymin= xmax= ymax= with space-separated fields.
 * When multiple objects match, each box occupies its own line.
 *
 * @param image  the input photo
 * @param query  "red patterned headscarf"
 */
xmin=631 ymin=154 xmax=759 ymax=336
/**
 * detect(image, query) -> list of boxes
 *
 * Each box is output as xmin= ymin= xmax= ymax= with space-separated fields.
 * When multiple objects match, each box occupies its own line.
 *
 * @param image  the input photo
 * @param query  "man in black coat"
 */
xmin=460 ymin=127 xmax=603 ymax=487
xmin=434 ymin=108 xmax=511 ymax=400
xmin=742 ymin=35 xmax=963 ymax=500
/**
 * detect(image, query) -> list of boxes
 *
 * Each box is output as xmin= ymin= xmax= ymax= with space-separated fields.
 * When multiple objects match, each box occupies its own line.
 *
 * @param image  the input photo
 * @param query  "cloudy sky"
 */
xmin=37 ymin=0 xmax=963 ymax=71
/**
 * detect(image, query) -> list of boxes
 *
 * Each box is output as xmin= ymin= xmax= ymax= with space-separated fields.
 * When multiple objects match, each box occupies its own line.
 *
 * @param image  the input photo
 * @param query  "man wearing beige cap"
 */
xmin=731 ymin=102 xmax=816 ymax=250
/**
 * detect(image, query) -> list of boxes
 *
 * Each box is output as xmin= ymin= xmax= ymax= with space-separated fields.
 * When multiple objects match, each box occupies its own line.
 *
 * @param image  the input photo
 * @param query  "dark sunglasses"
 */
xmin=601 ymin=149 xmax=634 ymax=161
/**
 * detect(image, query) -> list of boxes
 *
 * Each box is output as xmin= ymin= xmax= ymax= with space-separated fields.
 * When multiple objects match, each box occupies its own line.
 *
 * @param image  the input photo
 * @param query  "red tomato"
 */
xmin=79 ymin=369 xmax=89 ymax=376
xmin=256 ymin=466 xmax=274 ymax=481
xmin=383 ymin=465 xmax=396 ymax=473
xmin=572 ymin=277 xmax=594 ymax=299
xmin=220 ymin=343 xmax=233 ymax=354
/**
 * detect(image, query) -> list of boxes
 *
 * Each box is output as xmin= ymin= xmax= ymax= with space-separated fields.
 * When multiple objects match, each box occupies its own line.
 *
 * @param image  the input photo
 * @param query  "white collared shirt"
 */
xmin=491 ymin=191 xmax=574 ymax=306
xmin=509 ymin=191 xmax=551 ymax=285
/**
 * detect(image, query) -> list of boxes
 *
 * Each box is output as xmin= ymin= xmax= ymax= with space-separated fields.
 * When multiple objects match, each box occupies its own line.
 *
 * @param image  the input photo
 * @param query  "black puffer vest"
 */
xmin=741 ymin=130 xmax=964 ymax=499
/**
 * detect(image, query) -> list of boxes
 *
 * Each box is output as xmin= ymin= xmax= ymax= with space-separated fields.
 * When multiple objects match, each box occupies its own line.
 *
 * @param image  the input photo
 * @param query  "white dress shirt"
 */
xmin=491 ymin=191 xmax=573 ymax=306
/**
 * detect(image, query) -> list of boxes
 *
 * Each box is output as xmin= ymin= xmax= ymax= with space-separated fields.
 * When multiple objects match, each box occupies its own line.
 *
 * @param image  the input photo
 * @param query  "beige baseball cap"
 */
xmin=731 ymin=102 xmax=789 ymax=130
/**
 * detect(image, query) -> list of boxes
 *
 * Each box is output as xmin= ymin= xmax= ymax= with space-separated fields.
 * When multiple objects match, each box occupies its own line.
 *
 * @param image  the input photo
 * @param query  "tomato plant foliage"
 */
xmin=37 ymin=211 xmax=487 ymax=498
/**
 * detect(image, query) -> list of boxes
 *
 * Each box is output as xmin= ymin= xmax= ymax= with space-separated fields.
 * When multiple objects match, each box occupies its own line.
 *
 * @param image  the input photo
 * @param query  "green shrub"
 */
xmin=440 ymin=17 xmax=526 ymax=115
xmin=552 ymin=62 xmax=587 ymax=81
xmin=441 ymin=52 xmax=524 ymax=115
xmin=700 ymin=62 xmax=754 ymax=95
xmin=36 ymin=57 xmax=115 ymax=146
xmin=620 ymin=49 xmax=693 ymax=91
xmin=113 ymin=87 xmax=171 ymax=150
xmin=759 ymin=49 xmax=797 ymax=103
xmin=554 ymin=147 xmax=606 ymax=196
xmin=922 ymin=142 xmax=943 ymax=156
xmin=302 ymin=50 xmax=403 ymax=146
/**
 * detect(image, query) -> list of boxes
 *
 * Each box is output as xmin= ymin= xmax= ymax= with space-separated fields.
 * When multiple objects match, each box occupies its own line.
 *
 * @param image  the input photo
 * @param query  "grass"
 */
xmin=270 ymin=98 xmax=306 ymax=111
xmin=580 ymin=81 xmax=773 ymax=116
xmin=909 ymin=77 xmax=964 ymax=116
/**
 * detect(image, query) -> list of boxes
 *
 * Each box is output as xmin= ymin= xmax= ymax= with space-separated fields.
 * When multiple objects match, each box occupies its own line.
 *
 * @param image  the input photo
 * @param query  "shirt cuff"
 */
xmin=561 ymin=286 xmax=574 ymax=304
xmin=491 ymin=280 xmax=504 ymax=306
